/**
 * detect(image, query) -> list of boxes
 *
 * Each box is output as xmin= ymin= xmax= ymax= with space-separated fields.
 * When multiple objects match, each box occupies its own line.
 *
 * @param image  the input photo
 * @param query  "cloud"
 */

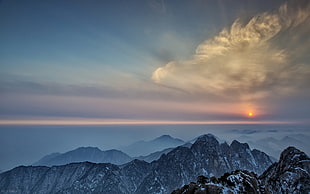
xmin=152 ymin=0 xmax=310 ymax=101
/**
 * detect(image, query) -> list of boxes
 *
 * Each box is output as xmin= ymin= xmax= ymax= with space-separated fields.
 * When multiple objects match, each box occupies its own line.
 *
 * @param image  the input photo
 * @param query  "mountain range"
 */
xmin=33 ymin=135 xmax=186 ymax=166
xmin=119 ymin=135 xmax=185 ymax=157
xmin=32 ymin=133 xmax=309 ymax=168
xmin=172 ymin=146 xmax=310 ymax=193
xmin=0 ymin=134 xmax=284 ymax=194
xmin=33 ymin=147 xmax=132 ymax=166
xmin=245 ymin=134 xmax=310 ymax=159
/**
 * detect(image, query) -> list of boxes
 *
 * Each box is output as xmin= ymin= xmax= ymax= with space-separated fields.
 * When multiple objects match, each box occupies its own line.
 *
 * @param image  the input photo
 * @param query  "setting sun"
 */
xmin=248 ymin=112 xmax=253 ymax=117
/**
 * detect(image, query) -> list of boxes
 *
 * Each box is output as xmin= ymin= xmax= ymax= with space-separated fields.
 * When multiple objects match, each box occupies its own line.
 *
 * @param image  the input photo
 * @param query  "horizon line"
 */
xmin=0 ymin=119 xmax=297 ymax=126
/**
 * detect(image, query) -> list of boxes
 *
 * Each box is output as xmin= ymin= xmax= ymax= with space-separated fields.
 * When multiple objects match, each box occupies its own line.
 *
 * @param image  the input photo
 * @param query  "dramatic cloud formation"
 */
xmin=152 ymin=0 xmax=310 ymax=101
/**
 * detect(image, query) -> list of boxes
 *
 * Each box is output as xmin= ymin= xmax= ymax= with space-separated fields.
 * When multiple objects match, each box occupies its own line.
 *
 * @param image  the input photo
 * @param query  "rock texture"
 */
xmin=135 ymin=134 xmax=272 ymax=193
xmin=171 ymin=146 xmax=310 ymax=194
xmin=0 ymin=134 xmax=277 ymax=194
xmin=171 ymin=170 xmax=261 ymax=194
xmin=260 ymin=146 xmax=310 ymax=193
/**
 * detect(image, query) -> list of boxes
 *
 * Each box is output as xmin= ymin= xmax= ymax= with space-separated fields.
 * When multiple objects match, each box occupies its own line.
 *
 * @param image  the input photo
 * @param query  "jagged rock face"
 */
xmin=0 ymin=162 xmax=129 ymax=194
xmin=171 ymin=146 xmax=310 ymax=194
xmin=120 ymin=160 xmax=153 ymax=193
xmin=171 ymin=170 xmax=260 ymax=194
xmin=260 ymin=147 xmax=310 ymax=193
xmin=0 ymin=160 xmax=152 ymax=194
xmin=0 ymin=134 xmax=274 ymax=194
xmin=196 ymin=135 xmax=272 ymax=175
xmin=134 ymin=135 xmax=272 ymax=194
xmin=136 ymin=147 xmax=197 ymax=194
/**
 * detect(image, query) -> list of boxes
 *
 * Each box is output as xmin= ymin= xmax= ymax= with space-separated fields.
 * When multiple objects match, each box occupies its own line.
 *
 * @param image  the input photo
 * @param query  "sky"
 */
xmin=0 ymin=0 xmax=310 ymax=171
xmin=1 ymin=0 xmax=310 ymax=124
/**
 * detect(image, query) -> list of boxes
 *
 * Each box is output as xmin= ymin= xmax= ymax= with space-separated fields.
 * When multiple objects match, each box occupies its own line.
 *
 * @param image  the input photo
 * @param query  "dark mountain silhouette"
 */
xmin=172 ymin=146 xmax=310 ymax=194
xmin=33 ymin=147 xmax=132 ymax=166
xmin=1 ymin=134 xmax=307 ymax=194
xmin=119 ymin=135 xmax=185 ymax=157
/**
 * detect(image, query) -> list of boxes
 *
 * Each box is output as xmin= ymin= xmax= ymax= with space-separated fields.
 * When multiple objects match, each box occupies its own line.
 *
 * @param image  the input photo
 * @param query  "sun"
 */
xmin=248 ymin=112 xmax=253 ymax=117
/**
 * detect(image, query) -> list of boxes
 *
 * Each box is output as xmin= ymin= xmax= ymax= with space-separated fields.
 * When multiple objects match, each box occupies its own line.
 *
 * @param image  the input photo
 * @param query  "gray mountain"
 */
xmin=136 ymin=143 xmax=192 ymax=163
xmin=172 ymin=146 xmax=310 ymax=194
xmin=33 ymin=152 xmax=61 ymax=165
xmin=259 ymin=146 xmax=310 ymax=193
xmin=120 ymin=135 xmax=185 ymax=157
xmin=171 ymin=170 xmax=261 ymax=194
xmin=239 ymin=134 xmax=310 ymax=159
xmin=135 ymin=147 xmax=174 ymax=163
xmin=0 ymin=134 xmax=276 ymax=194
xmin=189 ymin=133 xmax=224 ymax=144
xmin=33 ymin=147 xmax=132 ymax=166
xmin=135 ymin=134 xmax=272 ymax=193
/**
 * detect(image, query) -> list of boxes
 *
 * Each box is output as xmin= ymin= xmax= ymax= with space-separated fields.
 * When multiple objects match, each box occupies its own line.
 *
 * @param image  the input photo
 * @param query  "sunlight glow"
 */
xmin=0 ymin=118 xmax=294 ymax=126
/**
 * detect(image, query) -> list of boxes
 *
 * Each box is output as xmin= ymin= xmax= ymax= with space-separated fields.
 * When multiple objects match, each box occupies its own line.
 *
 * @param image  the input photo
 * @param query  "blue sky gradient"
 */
xmin=1 ymin=0 xmax=309 ymax=123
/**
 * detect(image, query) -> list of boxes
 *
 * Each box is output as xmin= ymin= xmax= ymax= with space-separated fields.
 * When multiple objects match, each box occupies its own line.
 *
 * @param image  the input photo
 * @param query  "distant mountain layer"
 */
xmin=172 ymin=146 xmax=310 ymax=194
xmin=235 ymin=133 xmax=310 ymax=159
xmin=119 ymin=135 xmax=185 ymax=157
xmin=0 ymin=134 xmax=276 ymax=194
xmin=33 ymin=134 xmax=186 ymax=166
xmin=33 ymin=147 xmax=132 ymax=166
xmin=135 ymin=147 xmax=174 ymax=163
xmin=135 ymin=143 xmax=192 ymax=163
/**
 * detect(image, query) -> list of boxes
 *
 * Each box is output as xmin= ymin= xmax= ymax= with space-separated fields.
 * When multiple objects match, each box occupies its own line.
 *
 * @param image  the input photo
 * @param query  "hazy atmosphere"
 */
xmin=1 ymin=0 xmax=310 ymax=124
xmin=0 ymin=1 xmax=310 ymax=189
xmin=1 ymin=124 xmax=309 ymax=172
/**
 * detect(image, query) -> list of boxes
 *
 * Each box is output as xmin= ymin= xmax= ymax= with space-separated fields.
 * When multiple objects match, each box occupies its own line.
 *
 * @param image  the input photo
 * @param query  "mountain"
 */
xmin=33 ymin=147 xmax=132 ymax=166
xmin=171 ymin=146 xmax=310 ymax=194
xmin=119 ymin=135 xmax=185 ymax=157
xmin=171 ymin=170 xmax=261 ymax=194
xmin=259 ymin=146 xmax=310 ymax=193
xmin=136 ymin=143 xmax=192 ymax=163
xmin=189 ymin=133 xmax=224 ymax=144
xmin=135 ymin=147 xmax=174 ymax=163
xmin=238 ymin=134 xmax=310 ymax=159
xmin=135 ymin=134 xmax=272 ymax=193
xmin=33 ymin=152 xmax=61 ymax=165
xmin=0 ymin=134 xmax=274 ymax=194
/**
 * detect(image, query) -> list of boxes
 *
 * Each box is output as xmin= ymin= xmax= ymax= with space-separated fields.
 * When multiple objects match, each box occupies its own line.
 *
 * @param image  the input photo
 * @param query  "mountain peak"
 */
xmin=260 ymin=146 xmax=310 ymax=193
xmin=153 ymin=135 xmax=183 ymax=143
xmin=194 ymin=134 xmax=219 ymax=144
xmin=2 ymin=134 xmax=283 ymax=194
xmin=33 ymin=147 xmax=132 ymax=166
xmin=191 ymin=134 xmax=219 ymax=148
xmin=279 ymin=146 xmax=309 ymax=163
xmin=191 ymin=134 xmax=220 ymax=155
xmin=230 ymin=140 xmax=250 ymax=150
xmin=159 ymin=134 xmax=172 ymax=138
xmin=155 ymin=135 xmax=173 ymax=141
xmin=74 ymin=146 xmax=101 ymax=151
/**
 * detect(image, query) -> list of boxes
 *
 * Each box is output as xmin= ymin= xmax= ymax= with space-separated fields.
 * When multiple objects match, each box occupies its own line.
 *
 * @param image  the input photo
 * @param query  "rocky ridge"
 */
xmin=0 ymin=134 xmax=278 ymax=194
xmin=172 ymin=146 xmax=310 ymax=194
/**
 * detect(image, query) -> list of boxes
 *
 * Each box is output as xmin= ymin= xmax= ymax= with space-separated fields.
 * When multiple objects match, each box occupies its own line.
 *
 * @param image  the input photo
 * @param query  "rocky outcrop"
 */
xmin=171 ymin=146 xmax=310 ymax=194
xmin=171 ymin=170 xmax=261 ymax=194
xmin=260 ymin=146 xmax=310 ymax=193
xmin=134 ymin=134 xmax=272 ymax=193
xmin=0 ymin=134 xmax=275 ymax=194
